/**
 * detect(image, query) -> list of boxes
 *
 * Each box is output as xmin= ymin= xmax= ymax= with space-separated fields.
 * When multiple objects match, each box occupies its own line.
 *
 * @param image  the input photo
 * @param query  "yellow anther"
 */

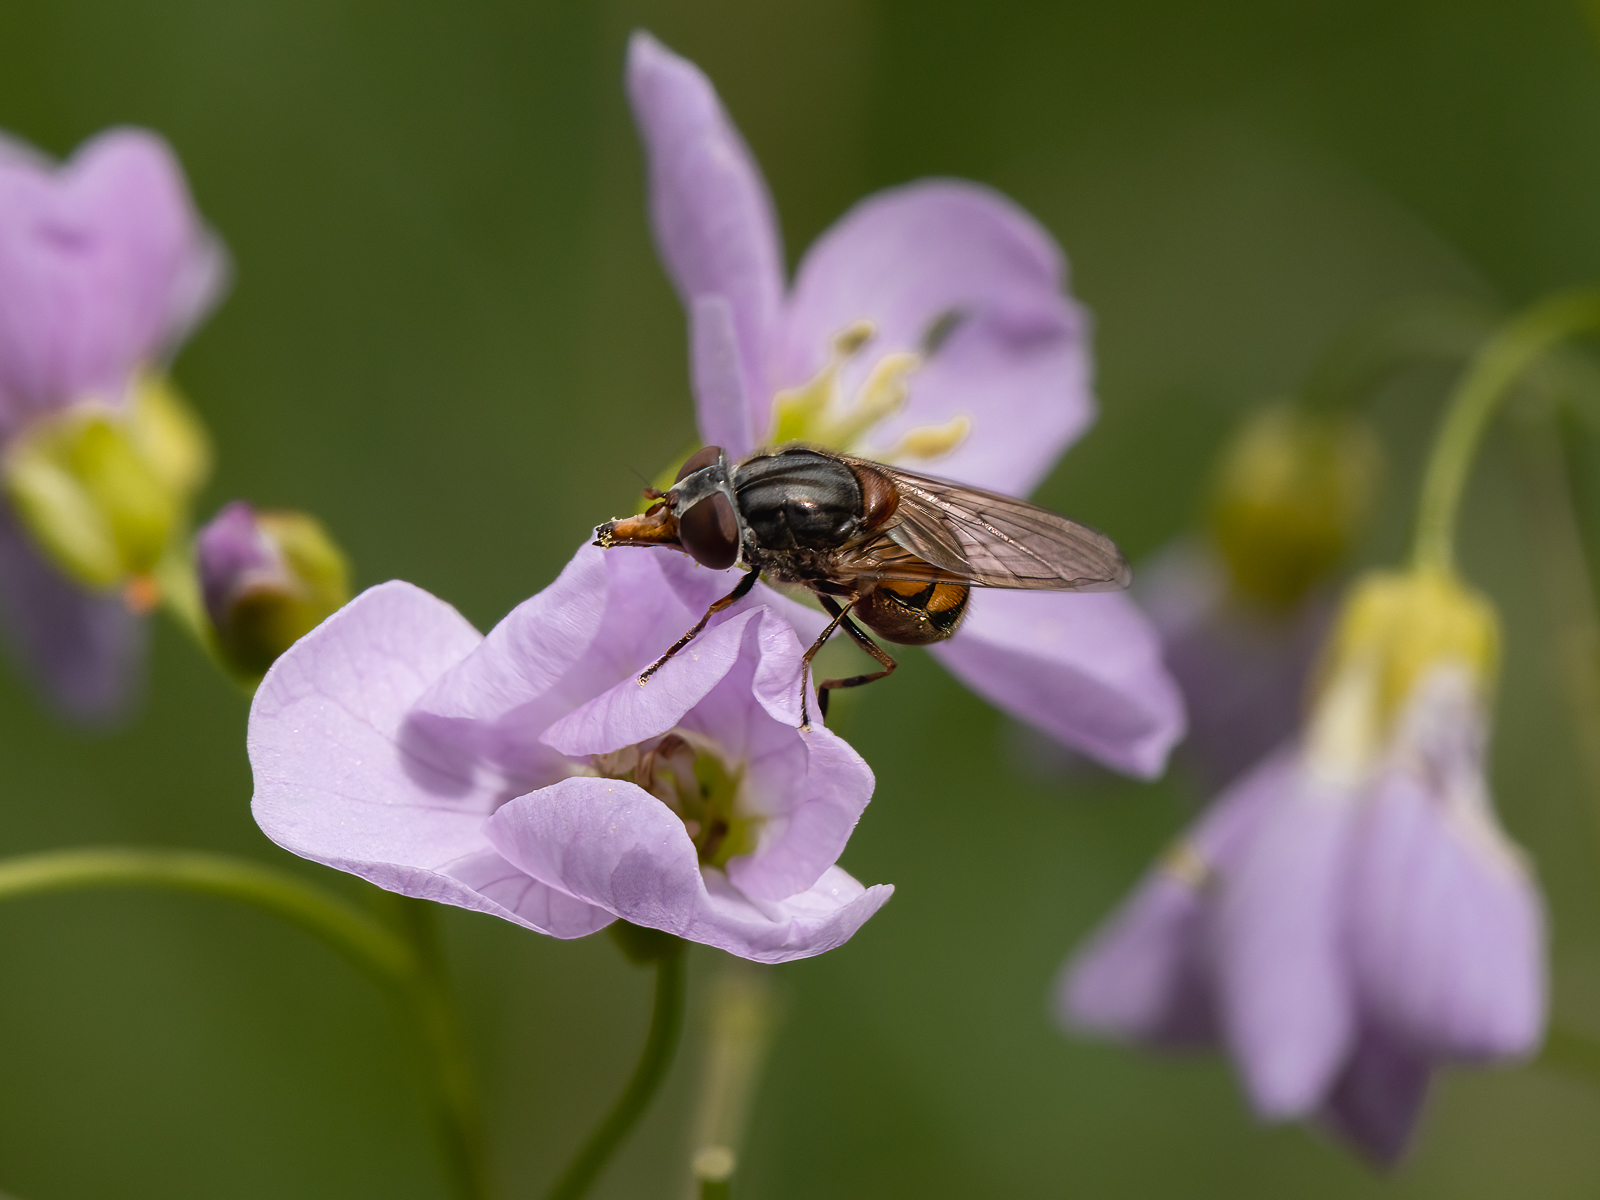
xmin=823 ymin=351 xmax=920 ymax=448
xmin=1160 ymin=839 xmax=1215 ymax=890
xmin=767 ymin=320 xmax=968 ymax=463
xmin=880 ymin=414 xmax=971 ymax=463
xmin=770 ymin=322 xmax=879 ymax=445
xmin=832 ymin=319 xmax=876 ymax=358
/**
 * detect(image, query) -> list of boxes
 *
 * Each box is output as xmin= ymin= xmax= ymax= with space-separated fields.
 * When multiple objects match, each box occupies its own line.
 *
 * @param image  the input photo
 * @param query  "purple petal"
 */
xmin=931 ymin=589 xmax=1185 ymax=778
xmin=1058 ymin=875 xmax=1217 ymax=1047
xmin=672 ymin=617 xmax=875 ymax=900
xmin=1139 ymin=541 xmax=1333 ymax=789
xmin=781 ymin=181 xmax=1091 ymax=494
xmin=487 ymin=776 xmax=892 ymax=962
xmin=1060 ymin=747 xmax=1287 ymax=1046
xmin=1317 ymin=1028 xmax=1432 ymax=1167
xmin=539 ymin=607 xmax=762 ymax=757
xmin=1348 ymin=767 xmax=1545 ymax=1061
xmin=1213 ymin=757 xmax=1358 ymax=1118
xmin=248 ymin=580 xmax=613 ymax=939
xmin=691 ymin=295 xmax=757 ymax=457
xmin=413 ymin=541 xmax=739 ymax=790
xmin=542 ymin=600 xmax=871 ymax=902
xmin=0 ymin=128 xmax=223 ymax=431
xmin=196 ymin=500 xmax=279 ymax=625
xmin=627 ymin=32 xmax=783 ymax=427
xmin=0 ymin=499 xmax=144 ymax=722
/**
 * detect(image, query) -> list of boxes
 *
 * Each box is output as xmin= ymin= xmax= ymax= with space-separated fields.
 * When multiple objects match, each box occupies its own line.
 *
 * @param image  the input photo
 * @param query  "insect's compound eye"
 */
xmin=679 ymin=493 xmax=740 ymax=570
xmin=675 ymin=445 xmax=724 ymax=483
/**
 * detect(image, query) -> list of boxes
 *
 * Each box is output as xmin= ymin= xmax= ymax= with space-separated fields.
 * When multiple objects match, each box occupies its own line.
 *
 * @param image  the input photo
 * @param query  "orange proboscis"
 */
xmin=595 ymin=506 xmax=682 ymax=550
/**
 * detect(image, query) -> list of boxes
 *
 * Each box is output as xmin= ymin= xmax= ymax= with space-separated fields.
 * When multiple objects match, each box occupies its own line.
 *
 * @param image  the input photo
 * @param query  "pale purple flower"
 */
xmin=0 ymin=128 xmax=225 ymax=718
xmin=625 ymin=33 xmax=1182 ymax=778
xmin=1060 ymin=646 xmax=1545 ymax=1164
xmin=249 ymin=542 xmax=891 ymax=962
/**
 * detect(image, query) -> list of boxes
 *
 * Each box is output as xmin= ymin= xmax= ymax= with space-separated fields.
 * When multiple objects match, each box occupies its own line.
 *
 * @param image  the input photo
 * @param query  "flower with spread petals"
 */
xmin=250 ymin=543 xmax=891 ymax=962
xmin=0 ymin=128 xmax=224 ymax=719
xmin=624 ymin=33 xmax=1182 ymax=778
xmin=1060 ymin=568 xmax=1545 ymax=1163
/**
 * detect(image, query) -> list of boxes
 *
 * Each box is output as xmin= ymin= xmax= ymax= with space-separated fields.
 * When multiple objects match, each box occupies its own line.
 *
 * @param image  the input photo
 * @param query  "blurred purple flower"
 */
xmin=1139 ymin=407 xmax=1379 ymax=789
xmin=0 ymin=127 xmax=225 ymax=719
xmin=1140 ymin=541 xmax=1333 ymax=789
xmin=625 ymin=33 xmax=1182 ymax=778
xmin=1059 ymin=572 xmax=1545 ymax=1164
xmin=250 ymin=542 xmax=891 ymax=962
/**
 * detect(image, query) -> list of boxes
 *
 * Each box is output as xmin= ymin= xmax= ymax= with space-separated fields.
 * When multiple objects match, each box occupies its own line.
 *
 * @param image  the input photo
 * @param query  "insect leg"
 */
xmin=638 ymin=568 xmax=761 ymax=685
xmin=797 ymin=596 xmax=863 ymax=728
xmin=812 ymin=595 xmax=898 ymax=722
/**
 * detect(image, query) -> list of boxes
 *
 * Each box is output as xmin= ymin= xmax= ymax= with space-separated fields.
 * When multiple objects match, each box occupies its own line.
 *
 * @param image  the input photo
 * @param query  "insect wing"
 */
xmin=851 ymin=460 xmax=1132 ymax=591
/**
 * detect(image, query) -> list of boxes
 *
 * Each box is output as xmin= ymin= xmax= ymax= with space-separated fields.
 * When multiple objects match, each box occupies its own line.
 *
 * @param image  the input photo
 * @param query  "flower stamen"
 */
xmin=768 ymin=320 xmax=971 ymax=466
xmin=608 ymin=733 xmax=759 ymax=869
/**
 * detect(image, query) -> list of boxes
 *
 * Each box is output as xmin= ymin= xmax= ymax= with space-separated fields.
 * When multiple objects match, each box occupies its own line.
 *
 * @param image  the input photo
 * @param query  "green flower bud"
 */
xmin=3 ymin=373 xmax=211 ymax=592
xmin=1208 ymin=405 xmax=1381 ymax=610
xmin=196 ymin=502 xmax=352 ymax=681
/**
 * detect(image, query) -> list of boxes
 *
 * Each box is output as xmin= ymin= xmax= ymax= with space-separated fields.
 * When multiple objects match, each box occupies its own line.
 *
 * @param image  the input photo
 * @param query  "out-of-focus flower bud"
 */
xmin=1208 ymin=406 xmax=1381 ymax=611
xmin=2 ymin=372 xmax=211 ymax=593
xmin=196 ymin=501 xmax=351 ymax=679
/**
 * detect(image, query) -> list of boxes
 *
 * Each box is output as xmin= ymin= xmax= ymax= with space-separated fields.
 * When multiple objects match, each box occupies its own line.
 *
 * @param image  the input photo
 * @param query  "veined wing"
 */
xmin=844 ymin=457 xmax=1132 ymax=591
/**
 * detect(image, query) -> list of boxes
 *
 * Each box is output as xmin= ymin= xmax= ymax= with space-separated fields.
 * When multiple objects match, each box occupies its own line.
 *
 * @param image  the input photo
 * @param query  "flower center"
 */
xmin=595 ymin=733 xmax=759 ymax=869
xmin=768 ymin=319 xmax=970 ymax=463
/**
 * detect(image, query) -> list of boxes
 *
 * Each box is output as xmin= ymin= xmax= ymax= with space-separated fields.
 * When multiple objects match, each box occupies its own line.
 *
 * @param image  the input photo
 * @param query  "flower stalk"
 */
xmin=1510 ymin=411 xmax=1600 ymax=880
xmin=0 ymin=847 xmax=492 ymax=1200
xmin=1412 ymin=289 xmax=1600 ymax=576
xmin=544 ymin=933 xmax=688 ymax=1200
xmin=382 ymin=892 xmax=495 ymax=1200
xmin=683 ymin=961 xmax=780 ymax=1200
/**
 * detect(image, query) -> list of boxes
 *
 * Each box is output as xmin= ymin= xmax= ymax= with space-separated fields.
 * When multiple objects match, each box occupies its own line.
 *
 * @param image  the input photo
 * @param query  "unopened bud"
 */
xmin=3 ymin=372 xmax=211 ymax=591
xmin=196 ymin=501 xmax=351 ymax=679
xmin=1209 ymin=406 xmax=1381 ymax=610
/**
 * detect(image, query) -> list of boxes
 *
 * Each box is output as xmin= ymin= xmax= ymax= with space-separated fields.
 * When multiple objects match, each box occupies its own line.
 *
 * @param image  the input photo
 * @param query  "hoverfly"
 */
xmin=593 ymin=444 xmax=1131 ymax=725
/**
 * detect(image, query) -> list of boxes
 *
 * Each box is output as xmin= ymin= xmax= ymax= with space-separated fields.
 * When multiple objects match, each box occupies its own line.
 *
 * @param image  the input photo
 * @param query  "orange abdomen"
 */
xmin=855 ymin=576 xmax=970 ymax=645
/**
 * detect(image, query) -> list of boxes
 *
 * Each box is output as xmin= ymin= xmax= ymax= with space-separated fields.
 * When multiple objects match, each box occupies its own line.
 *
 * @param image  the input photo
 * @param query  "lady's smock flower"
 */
xmin=625 ymin=33 xmax=1182 ymax=778
xmin=1061 ymin=568 xmax=1545 ymax=1163
xmin=0 ymin=128 xmax=224 ymax=718
xmin=250 ymin=543 xmax=891 ymax=962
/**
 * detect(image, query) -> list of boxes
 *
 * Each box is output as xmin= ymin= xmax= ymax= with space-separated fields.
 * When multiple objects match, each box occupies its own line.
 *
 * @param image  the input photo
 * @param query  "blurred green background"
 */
xmin=4 ymin=0 xmax=1600 ymax=1195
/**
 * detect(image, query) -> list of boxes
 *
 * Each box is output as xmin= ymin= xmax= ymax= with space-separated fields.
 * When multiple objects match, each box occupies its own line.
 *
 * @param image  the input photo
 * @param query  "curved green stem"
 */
xmin=1300 ymin=294 xmax=1495 ymax=415
xmin=0 ymin=846 xmax=411 ymax=981
xmin=0 ymin=847 xmax=492 ymax=1200
xmin=385 ymin=893 xmax=494 ymax=1200
xmin=1412 ymin=289 xmax=1600 ymax=574
xmin=544 ymin=936 xmax=688 ymax=1200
